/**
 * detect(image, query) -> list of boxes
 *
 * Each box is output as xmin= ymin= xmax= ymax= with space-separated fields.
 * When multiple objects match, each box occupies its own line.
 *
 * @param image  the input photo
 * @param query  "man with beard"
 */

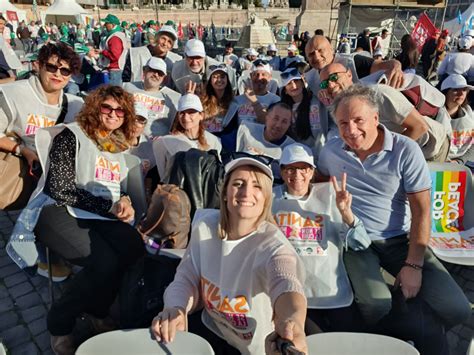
xmin=123 ymin=57 xmax=180 ymax=138
xmin=123 ymin=25 xmax=182 ymax=85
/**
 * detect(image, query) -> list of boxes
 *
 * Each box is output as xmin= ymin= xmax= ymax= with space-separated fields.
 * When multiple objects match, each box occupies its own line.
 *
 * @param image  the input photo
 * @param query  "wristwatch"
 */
xmin=12 ymin=143 xmax=22 ymax=157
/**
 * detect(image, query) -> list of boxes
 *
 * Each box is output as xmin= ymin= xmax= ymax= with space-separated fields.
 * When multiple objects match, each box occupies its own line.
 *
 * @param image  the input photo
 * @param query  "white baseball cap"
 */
xmin=134 ymin=103 xmax=149 ymax=119
xmin=267 ymin=43 xmax=277 ymax=52
xmin=224 ymin=156 xmax=273 ymax=180
xmin=280 ymin=67 xmax=302 ymax=87
xmin=373 ymin=48 xmax=383 ymax=57
xmin=459 ymin=36 xmax=472 ymax=50
xmin=209 ymin=63 xmax=228 ymax=77
xmin=185 ymin=39 xmax=206 ymax=58
xmin=247 ymin=48 xmax=258 ymax=56
xmin=177 ymin=93 xmax=203 ymax=112
xmin=280 ymin=143 xmax=316 ymax=168
xmin=441 ymin=74 xmax=474 ymax=91
xmin=157 ymin=25 xmax=178 ymax=42
xmin=251 ymin=59 xmax=272 ymax=74
xmin=144 ymin=57 xmax=167 ymax=74
xmin=287 ymin=44 xmax=297 ymax=52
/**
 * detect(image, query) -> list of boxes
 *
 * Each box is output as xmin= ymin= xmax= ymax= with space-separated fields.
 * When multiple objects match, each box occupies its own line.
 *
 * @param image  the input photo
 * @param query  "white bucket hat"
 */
xmin=441 ymin=74 xmax=474 ymax=91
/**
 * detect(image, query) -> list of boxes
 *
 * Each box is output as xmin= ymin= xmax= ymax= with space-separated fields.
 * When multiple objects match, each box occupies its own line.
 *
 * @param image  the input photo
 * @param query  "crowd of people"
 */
xmin=1 ymin=12 xmax=473 ymax=355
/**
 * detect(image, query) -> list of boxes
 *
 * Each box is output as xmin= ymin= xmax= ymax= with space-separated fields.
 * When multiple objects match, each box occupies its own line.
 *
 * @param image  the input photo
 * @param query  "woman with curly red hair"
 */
xmin=33 ymin=85 xmax=144 ymax=354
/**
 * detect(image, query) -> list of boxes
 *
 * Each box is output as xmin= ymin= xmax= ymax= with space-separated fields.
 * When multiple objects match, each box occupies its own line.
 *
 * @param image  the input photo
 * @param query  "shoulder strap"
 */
xmin=55 ymin=93 xmax=68 ymax=125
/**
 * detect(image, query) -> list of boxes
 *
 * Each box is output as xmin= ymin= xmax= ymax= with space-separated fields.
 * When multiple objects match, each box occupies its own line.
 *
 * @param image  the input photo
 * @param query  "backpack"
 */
xmin=119 ymin=254 xmax=180 ymax=329
xmin=138 ymin=184 xmax=191 ymax=249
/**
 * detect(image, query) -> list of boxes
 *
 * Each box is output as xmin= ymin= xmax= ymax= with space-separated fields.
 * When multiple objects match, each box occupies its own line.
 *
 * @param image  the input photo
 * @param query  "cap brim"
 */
xmin=186 ymin=51 xmax=205 ymax=57
xmin=158 ymin=30 xmax=177 ymax=41
xmin=225 ymin=157 xmax=273 ymax=180
xmin=442 ymin=83 xmax=474 ymax=91
xmin=281 ymin=75 xmax=302 ymax=88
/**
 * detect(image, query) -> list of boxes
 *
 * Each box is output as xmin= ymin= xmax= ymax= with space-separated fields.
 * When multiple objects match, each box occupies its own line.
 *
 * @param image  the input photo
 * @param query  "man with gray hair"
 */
xmin=317 ymin=85 xmax=470 ymax=341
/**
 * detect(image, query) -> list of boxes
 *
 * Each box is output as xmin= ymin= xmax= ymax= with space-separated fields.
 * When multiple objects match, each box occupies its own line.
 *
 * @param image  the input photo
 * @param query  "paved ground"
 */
xmin=0 ymin=209 xmax=472 ymax=354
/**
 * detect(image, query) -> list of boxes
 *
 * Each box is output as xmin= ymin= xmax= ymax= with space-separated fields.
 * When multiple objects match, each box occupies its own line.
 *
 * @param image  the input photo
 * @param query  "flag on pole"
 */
xmin=457 ymin=10 xmax=462 ymax=24
xmin=411 ymin=13 xmax=438 ymax=52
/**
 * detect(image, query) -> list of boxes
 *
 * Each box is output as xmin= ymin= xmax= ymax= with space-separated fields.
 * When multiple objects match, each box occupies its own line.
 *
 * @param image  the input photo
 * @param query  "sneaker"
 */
xmin=37 ymin=262 xmax=71 ymax=282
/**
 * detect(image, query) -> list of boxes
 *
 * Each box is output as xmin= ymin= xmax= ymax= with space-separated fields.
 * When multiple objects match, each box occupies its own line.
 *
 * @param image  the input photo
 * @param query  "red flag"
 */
xmin=197 ymin=25 xmax=204 ymax=40
xmin=411 ymin=13 xmax=438 ymax=52
xmin=178 ymin=21 xmax=184 ymax=40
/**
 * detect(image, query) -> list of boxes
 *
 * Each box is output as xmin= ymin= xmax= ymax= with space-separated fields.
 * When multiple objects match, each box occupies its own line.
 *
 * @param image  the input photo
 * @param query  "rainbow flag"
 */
xmin=430 ymin=171 xmax=466 ymax=233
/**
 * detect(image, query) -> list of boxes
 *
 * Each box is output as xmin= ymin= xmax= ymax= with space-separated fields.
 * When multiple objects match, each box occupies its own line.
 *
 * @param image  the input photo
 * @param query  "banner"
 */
xmin=411 ymin=13 xmax=438 ymax=52
xmin=430 ymin=170 xmax=466 ymax=233
xmin=6 ymin=11 xmax=18 ymax=22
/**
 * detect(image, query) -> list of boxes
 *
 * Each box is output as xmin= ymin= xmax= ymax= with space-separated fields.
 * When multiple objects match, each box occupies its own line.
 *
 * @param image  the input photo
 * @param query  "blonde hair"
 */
xmin=218 ymin=165 xmax=275 ymax=240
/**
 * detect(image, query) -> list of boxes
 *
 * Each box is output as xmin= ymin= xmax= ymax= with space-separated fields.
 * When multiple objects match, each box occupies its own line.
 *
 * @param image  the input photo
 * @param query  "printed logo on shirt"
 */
xmin=238 ymin=104 xmax=257 ymax=122
xmin=95 ymin=156 xmax=120 ymax=184
xmin=451 ymin=130 xmax=474 ymax=150
xmin=274 ymin=211 xmax=327 ymax=256
xmin=201 ymin=276 xmax=255 ymax=341
xmin=133 ymin=93 xmax=166 ymax=115
xmin=24 ymin=114 xmax=56 ymax=135
xmin=309 ymin=105 xmax=321 ymax=131
xmin=203 ymin=116 xmax=223 ymax=133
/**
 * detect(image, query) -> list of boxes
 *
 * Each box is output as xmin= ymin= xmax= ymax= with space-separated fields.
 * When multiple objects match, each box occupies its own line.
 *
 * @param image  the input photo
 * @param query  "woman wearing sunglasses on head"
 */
xmin=273 ymin=143 xmax=370 ymax=334
xmin=152 ymin=154 xmax=307 ymax=355
xmin=152 ymin=93 xmax=222 ymax=183
xmin=280 ymin=68 xmax=334 ymax=160
xmin=0 ymin=42 xmax=83 ymax=176
xmin=28 ymin=85 xmax=144 ymax=354
xmin=200 ymin=64 xmax=235 ymax=136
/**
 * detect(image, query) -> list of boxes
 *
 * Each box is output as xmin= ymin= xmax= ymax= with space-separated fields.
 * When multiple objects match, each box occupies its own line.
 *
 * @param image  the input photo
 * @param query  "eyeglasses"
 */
xmin=135 ymin=116 xmax=148 ymax=126
xmin=253 ymin=59 xmax=269 ymax=66
xmin=281 ymin=68 xmax=300 ymax=80
xmin=222 ymin=151 xmax=274 ymax=167
xmin=209 ymin=64 xmax=227 ymax=71
xmin=320 ymin=71 xmax=348 ymax=89
xmin=100 ymin=104 xmax=125 ymax=118
xmin=282 ymin=165 xmax=314 ymax=175
xmin=145 ymin=67 xmax=166 ymax=76
xmin=44 ymin=63 xmax=72 ymax=76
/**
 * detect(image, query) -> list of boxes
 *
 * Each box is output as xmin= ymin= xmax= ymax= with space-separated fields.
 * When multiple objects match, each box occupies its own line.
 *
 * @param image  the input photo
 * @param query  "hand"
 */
xmin=111 ymin=196 xmax=135 ymax=223
xmin=317 ymin=89 xmax=333 ymax=106
xmin=244 ymin=86 xmax=258 ymax=104
xmin=265 ymin=318 xmax=307 ymax=354
xmin=185 ymin=80 xmax=197 ymax=94
xmin=386 ymin=62 xmax=404 ymax=89
xmin=394 ymin=266 xmax=422 ymax=299
xmin=21 ymin=146 xmax=39 ymax=168
xmin=151 ymin=307 xmax=186 ymax=344
xmin=331 ymin=173 xmax=354 ymax=226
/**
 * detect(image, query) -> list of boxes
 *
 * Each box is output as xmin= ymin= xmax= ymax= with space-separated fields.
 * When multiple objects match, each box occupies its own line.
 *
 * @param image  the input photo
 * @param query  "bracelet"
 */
xmin=12 ymin=143 xmax=21 ymax=157
xmin=403 ymin=261 xmax=423 ymax=271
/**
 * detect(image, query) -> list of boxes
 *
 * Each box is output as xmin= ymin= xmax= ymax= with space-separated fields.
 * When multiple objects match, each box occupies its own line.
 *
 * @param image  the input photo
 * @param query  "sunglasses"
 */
xmin=44 ymin=63 xmax=72 ymax=76
xmin=253 ymin=59 xmax=269 ymax=66
xmin=135 ymin=116 xmax=148 ymax=125
xmin=222 ymin=151 xmax=274 ymax=167
xmin=320 ymin=71 xmax=347 ymax=89
xmin=281 ymin=68 xmax=300 ymax=80
xmin=100 ymin=104 xmax=125 ymax=118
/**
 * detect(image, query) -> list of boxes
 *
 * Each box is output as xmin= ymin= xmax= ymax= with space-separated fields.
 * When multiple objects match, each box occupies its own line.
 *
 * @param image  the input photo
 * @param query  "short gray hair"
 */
xmin=329 ymin=84 xmax=380 ymax=119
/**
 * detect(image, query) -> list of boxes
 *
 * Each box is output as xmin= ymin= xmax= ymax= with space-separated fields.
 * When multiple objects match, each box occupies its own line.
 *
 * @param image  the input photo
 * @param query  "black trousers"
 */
xmin=35 ymin=205 xmax=144 ymax=336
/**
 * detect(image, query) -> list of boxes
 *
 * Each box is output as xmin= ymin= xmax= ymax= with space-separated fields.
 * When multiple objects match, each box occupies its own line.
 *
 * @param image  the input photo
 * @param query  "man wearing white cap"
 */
xmin=123 ymin=25 xmax=182 ymax=84
xmin=171 ymin=39 xmax=237 ymax=95
xmin=237 ymin=48 xmax=258 ymax=73
xmin=266 ymin=43 xmax=281 ymax=71
xmin=123 ymin=57 xmax=180 ymax=138
xmin=227 ymin=59 xmax=280 ymax=125
xmin=437 ymin=36 xmax=474 ymax=83
xmin=280 ymin=43 xmax=305 ymax=71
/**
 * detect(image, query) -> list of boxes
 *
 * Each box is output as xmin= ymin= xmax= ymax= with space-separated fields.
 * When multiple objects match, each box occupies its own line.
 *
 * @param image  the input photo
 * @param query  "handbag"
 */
xmin=0 ymin=94 xmax=69 ymax=211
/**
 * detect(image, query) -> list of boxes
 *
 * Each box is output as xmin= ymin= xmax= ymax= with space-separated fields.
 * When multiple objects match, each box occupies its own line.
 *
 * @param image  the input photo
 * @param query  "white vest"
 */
xmin=273 ymin=183 xmax=353 ymax=309
xmin=230 ymin=93 xmax=281 ymax=125
xmin=0 ymin=77 xmax=83 ymax=151
xmin=189 ymin=209 xmax=304 ymax=355
xmin=129 ymin=46 xmax=182 ymax=84
xmin=123 ymin=82 xmax=179 ymax=137
xmin=449 ymin=105 xmax=474 ymax=159
xmin=103 ymin=31 xmax=130 ymax=70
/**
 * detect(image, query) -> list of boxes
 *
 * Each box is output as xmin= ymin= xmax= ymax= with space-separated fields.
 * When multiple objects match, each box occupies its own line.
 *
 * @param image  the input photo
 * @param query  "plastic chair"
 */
xmin=427 ymin=162 xmax=474 ymax=266
xmin=76 ymin=329 xmax=214 ymax=355
xmin=306 ymin=332 xmax=419 ymax=355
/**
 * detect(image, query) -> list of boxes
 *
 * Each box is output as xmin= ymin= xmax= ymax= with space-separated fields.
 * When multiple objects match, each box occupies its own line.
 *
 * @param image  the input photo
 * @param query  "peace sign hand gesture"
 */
xmin=331 ymin=173 xmax=355 ymax=226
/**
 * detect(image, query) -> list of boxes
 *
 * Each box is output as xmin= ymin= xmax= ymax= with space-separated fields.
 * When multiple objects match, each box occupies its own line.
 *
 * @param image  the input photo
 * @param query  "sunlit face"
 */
xmin=105 ymin=23 xmax=114 ymax=32
xmin=186 ymin=56 xmax=205 ymax=73
xmin=446 ymin=87 xmax=468 ymax=108
xmin=284 ymin=79 xmax=304 ymax=98
xmin=250 ymin=70 xmax=271 ymax=95
xmin=225 ymin=46 xmax=233 ymax=55
xmin=305 ymin=36 xmax=334 ymax=70
xmin=100 ymin=97 xmax=125 ymax=133
xmin=335 ymin=97 xmax=380 ymax=155
xmin=38 ymin=56 xmax=72 ymax=93
xmin=210 ymin=71 xmax=228 ymax=91
xmin=281 ymin=162 xmax=314 ymax=196
xmin=143 ymin=67 xmax=166 ymax=90
xmin=265 ymin=106 xmax=292 ymax=142
xmin=320 ymin=63 xmax=353 ymax=99
xmin=0 ymin=19 xmax=5 ymax=33
xmin=155 ymin=33 xmax=174 ymax=56
xmin=178 ymin=109 xmax=203 ymax=133
xmin=226 ymin=166 xmax=265 ymax=224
